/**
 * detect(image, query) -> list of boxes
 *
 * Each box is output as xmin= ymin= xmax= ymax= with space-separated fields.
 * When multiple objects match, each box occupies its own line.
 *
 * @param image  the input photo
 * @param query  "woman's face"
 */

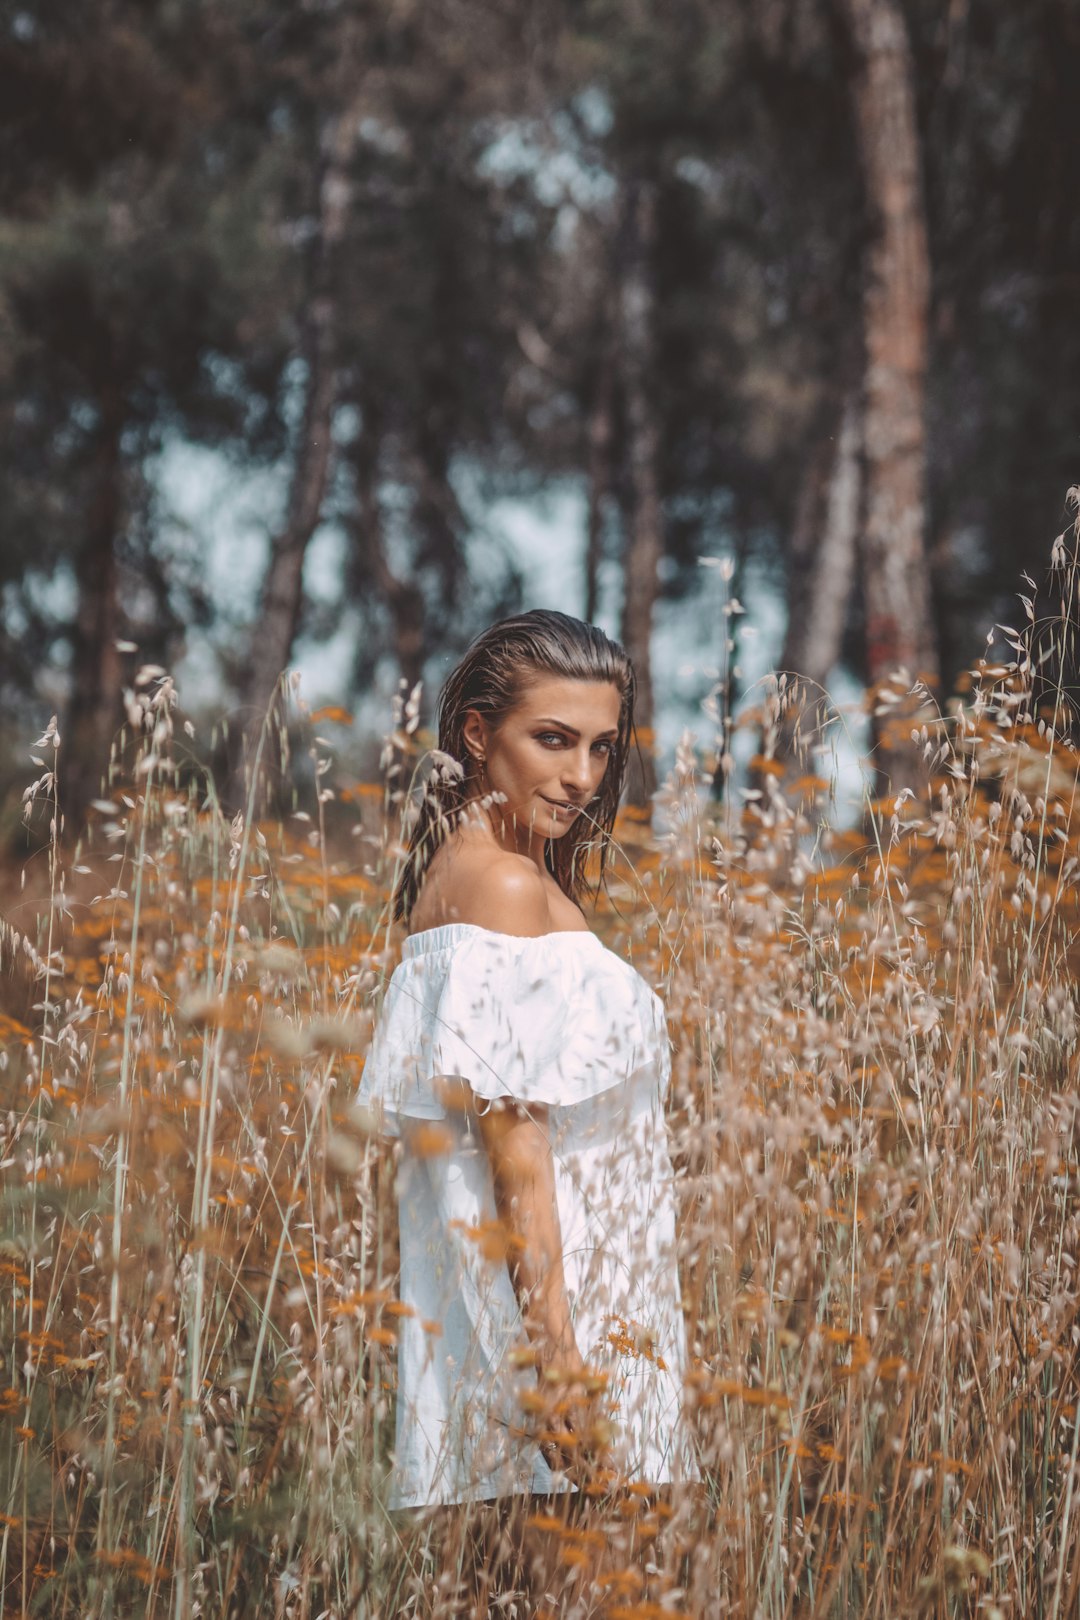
xmin=463 ymin=675 xmax=623 ymax=847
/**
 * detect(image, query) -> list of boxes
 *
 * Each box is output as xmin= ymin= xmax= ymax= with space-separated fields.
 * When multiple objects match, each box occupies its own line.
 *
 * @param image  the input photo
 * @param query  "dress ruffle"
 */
xmin=360 ymin=923 xmax=669 ymax=1133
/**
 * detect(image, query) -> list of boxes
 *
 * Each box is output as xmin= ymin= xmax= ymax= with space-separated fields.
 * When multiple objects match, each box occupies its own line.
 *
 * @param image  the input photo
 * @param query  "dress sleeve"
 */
xmin=359 ymin=930 xmax=666 ymax=1134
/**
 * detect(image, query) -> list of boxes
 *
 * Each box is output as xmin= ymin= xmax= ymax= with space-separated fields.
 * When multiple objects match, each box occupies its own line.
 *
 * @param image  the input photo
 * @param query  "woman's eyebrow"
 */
xmin=533 ymin=717 xmax=619 ymax=738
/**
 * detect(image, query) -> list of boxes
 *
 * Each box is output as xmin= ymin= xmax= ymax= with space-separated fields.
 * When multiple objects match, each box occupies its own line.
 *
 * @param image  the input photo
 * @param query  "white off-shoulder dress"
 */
xmin=359 ymin=922 xmax=699 ymax=1509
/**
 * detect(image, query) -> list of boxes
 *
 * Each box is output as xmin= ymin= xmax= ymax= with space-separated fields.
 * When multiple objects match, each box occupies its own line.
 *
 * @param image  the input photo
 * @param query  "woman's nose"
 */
xmin=562 ymin=749 xmax=594 ymax=792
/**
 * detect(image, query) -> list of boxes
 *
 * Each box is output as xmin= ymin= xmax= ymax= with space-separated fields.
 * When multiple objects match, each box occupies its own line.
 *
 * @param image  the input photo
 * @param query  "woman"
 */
xmin=360 ymin=610 xmax=699 ymax=1597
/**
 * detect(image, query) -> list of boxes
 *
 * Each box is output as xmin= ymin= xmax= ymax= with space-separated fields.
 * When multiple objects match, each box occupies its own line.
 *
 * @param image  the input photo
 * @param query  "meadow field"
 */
xmin=3 ymin=579 xmax=1080 ymax=1619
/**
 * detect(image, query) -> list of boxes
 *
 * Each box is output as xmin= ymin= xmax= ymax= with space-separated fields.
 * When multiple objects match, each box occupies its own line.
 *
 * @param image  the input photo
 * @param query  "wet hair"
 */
xmin=392 ymin=609 xmax=636 ymax=925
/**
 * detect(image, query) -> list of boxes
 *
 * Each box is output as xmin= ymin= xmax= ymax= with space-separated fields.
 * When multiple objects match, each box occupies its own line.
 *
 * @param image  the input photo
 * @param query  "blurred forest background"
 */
xmin=2 ymin=0 xmax=1079 ymax=825
xmin=5 ymin=9 xmax=1080 ymax=1615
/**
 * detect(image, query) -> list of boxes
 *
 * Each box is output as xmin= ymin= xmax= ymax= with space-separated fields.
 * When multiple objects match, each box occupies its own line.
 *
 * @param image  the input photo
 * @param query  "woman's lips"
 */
xmin=542 ymin=796 xmax=580 ymax=820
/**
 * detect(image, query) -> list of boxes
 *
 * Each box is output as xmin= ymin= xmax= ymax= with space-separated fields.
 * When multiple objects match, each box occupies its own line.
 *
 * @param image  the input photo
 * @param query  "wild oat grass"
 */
xmin=3 ymin=504 xmax=1080 ymax=1617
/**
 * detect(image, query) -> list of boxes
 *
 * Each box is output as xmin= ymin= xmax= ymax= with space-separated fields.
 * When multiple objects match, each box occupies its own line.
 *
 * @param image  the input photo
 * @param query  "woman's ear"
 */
xmin=462 ymin=708 xmax=489 ymax=764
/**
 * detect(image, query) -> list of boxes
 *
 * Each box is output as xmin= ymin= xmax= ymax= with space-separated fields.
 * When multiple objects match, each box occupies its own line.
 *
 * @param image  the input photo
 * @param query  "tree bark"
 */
xmin=412 ymin=424 xmax=465 ymax=615
xmin=411 ymin=185 xmax=467 ymax=619
xmin=237 ymin=95 xmax=363 ymax=771
xmin=618 ymin=177 xmax=663 ymax=812
xmin=65 ymin=402 xmax=125 ymax=823
xmin=778 ymin=389 xmax=862 ymax=714
xmin=842 ymin=0 xmax=939 ymax=796
xmin=353 ymin=410 xmax=426 ymax=705
xmin=585 ymin=338 xmax=614 ymax=625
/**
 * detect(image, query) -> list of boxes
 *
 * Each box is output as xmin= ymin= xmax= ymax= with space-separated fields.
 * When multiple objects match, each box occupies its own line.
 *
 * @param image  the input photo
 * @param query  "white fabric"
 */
xmin=360 ymin=921 xmax=700 ymax=1509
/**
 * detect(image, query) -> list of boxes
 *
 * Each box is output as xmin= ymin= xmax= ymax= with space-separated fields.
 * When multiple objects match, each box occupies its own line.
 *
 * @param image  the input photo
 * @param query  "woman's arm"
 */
xmin=434 ymin=857 xmax=599 ymax=1467
xmin=477 ymin=1098 xmax=602 ymax=1478
xmin=475 ymin=1098 xmax=583 ymax=1373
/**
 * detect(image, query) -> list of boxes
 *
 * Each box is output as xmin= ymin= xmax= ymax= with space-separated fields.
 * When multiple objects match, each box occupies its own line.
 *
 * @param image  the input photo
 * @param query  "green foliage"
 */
xmin=0 ymin=0 xmax=1078 ymax=786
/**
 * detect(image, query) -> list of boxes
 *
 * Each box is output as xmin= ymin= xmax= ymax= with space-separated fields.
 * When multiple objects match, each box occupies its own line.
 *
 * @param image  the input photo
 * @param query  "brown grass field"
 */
xmin=3 ymin=560 xmax=1080 ymax=1617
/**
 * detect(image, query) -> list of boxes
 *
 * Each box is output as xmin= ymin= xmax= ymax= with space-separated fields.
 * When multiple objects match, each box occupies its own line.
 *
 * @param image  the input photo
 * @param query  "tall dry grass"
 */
xmin=2 ymin=502 xmax=1080 ymax=1617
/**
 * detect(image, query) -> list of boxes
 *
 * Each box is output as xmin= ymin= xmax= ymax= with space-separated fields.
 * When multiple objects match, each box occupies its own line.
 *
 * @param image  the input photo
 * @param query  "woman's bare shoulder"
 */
xmin=410 ymin=842 xmax=552 ymax=938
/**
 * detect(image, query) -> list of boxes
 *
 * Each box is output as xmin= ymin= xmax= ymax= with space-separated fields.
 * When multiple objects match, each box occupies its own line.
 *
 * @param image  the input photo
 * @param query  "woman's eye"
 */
xmin=537 ymin=733 xmax=613 ymax=755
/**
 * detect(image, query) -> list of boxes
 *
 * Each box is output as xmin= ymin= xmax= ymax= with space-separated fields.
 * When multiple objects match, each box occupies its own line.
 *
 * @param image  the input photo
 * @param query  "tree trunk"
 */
xmin=585 ymin=339 xmax=614 ymax=625
xmin=353 ymin=411 xmax=426 ymax=705
xmin=412 ymin=197 xmax=467 ymax=619
xmin=778 ymin=389 xmax=862 ymax=725
xmin=618 ymin=177 xmax=663 ymax=813
xmin=413 ymin=425 xmax=465 ymax=615
xmin=65 ymin=403 xmax=125 ymax=823
xmin=842 ymin=0 xmax=939 ymax=796
xmin=236 ymin=95 xmax=362 ymax=787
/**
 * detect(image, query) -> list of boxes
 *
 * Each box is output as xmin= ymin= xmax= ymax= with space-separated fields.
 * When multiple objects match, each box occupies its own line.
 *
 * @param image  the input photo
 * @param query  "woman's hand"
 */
xmin=532 ymin=1335 xmax=610 ymax=1485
